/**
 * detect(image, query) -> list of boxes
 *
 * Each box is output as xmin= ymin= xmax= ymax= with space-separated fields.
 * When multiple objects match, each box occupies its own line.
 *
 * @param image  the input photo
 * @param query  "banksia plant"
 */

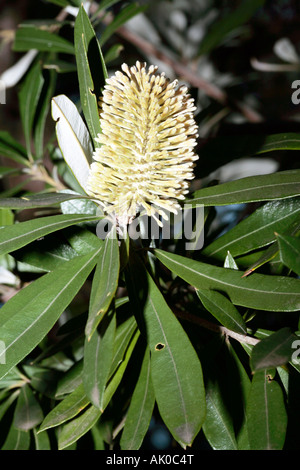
xmin=87 ymin=61 xmax=199 ymax=228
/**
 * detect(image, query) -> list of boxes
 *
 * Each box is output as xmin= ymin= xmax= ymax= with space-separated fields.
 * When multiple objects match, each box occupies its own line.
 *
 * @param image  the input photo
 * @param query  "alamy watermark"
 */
xmin=0 ymin=341 xmax=6 ymax=364
xmin=291 ymin=80 xmax=300 ymax=105
xmin=291 ymin=339 xmax=300 ymax=365
xmin=0 ymin=80 xmax=6 ymax=105
xmin=96 ymin=203 xmax=205 ymax=251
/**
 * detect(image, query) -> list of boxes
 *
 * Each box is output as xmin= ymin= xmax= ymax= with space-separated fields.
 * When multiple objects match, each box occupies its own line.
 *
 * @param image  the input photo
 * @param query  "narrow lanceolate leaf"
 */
xmin=74 ymin=5 xmax=107 ymax=143
xmin=250 ymin=328 xmax=298 ymax=371
xmin=188 ymin=170 xmax=300 ymax=207
xmin=2 ymin=426 xmax=30 ymax=450
xmin=52 ymin=94 xmax=93 ymax=191
xmin=0 ymin=192 xmax=89 ymax=210
xmin=13 ymin=25 xmax=74 ymax=54
xmin=154 ymin=249 xmax=300 ymax=312
xmin=203 ymin=379 xmax=238 ymax=450
xmin=0 ymin=131 xmax=29 ymax=166
xmin=85 ymin=227 xmax=120 ymax=339
xmin=34 ymin=68 xmax=56 ymax=159
xmin=198 ymin=0 xmax=265 ymax=54
xmin=246 ymin=370 xmax=287 ymax=450
xmin=108 ymin=314 xmax=138 ymax=379
xmin=0 ymin=213 xmax=101 ymax=257
xmin=102 ymin=329 xmax=140 ymax=413
xmin=33 ymin=428 xmax=51 ymax=450
xmin=55 ymin=361 xmax=83 ymax=398
xmin=83 ymin=311 xmax=116 ymax=411
xmin=18 ymin=61 xmax=44 ymax=158
xmin=120 ymin=348 xmax=155 ymax=450
xmin=199 ymin=134 xmax=300 ymax=177
xmin=0 ymin=246 xmax=102 ymax=379
xmin=127 ymin=254 xmax=206 ymax=448
xmin=276 ymin=232 xmax=300 ymax=276
xmin=241 ymin=216 xmax=300 ymax=276
xmin=99 ymin=3 xmax=148 ymax=46
xmin=197 ymin=289 xmax=247 ymax=335
xmin=13 ymin=233 xmax=79 ymax=273
xmin=39 ymin=384 xmax=89 ymax=433
xmin=226 ymin=343 xmax=251 ymax=450
xmin=13 ymin=384 xmax=43 ymax=431
xmin=203 ymin=198 xmax=300 ymax=260
xmin=58 ymin=405 xmax=101 ymax=450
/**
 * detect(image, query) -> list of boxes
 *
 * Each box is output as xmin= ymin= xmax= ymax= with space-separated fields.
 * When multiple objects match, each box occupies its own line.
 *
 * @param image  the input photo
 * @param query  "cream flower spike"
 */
xmin=87 ymin=61 xmax=199 ymax=228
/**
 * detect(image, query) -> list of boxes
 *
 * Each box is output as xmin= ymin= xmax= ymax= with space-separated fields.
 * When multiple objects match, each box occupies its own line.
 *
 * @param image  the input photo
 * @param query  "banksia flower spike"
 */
xmin=87 ymin=61 xmax=199 ymax=228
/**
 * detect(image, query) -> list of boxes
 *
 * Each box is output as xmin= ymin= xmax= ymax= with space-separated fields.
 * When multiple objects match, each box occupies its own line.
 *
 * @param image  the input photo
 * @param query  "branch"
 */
xmin=174 ymin=307 xmax=259 ymax=346
xmin=116 ymin=25 xmax=264 ymax=123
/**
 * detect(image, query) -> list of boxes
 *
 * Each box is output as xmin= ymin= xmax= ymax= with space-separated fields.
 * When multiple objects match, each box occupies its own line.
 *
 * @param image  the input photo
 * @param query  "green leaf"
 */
xmin=33 ymin=68 xmax=56 ymax=159
xmin=0 ymin=212 xmax=101 ymax=257
xmin=0 ymin=178 xmax=32 ymax=199
xmin=52 ymin=94 xmax=93 ymax=191
xmin=241 ymin=216 xmax=300 ymax=276
xmin=83 ymin=310 xmax=116 ymax=410
xmin=33 ymin=428 xmax=51 ymax=450
xmin=202 ymin=198 xmax=300 ymax=260
xmin=85 ymin=227 xmax=120 ymax=339
xmin=0 ymin=131 xmax=29 ymax=166
xmin=127 ymin=253 xmax=206 ymax=448
xmin=250 ymin=328 xmax=298 ymax=371
xmin=12 ymin=233 xmax=79 ymax=272
xmin=202 ymin=377 xmax=238 ymax=450
xmin=13 ymin=25 xmax=74 ymax=54
xmin=44 ymin=0 xmax=69 ymax=7
xmin=0 ymin=390 xmax=19 ymax=421
xmin=22 ymin=365 xmax=57 ymax=396
xmin=39 ymin=383 xmax=89 ymax=432
xmin=102 ymin=329 xmax=140 ymax=412
xmin=226 ymin=343 xmax=251 ymax=450
xmin=0 ymin=245 xmax=102 ymax=379
xmin=199 ymin=133 xmax=300 ymax=179
xmin=13 ymin=384 xmax=43 ymax=431
xmin=65 ymin=225 xmax=103 ymax=255
xmin=109 ymin=314 xmax=138 ymax=379
xmin=74 ymin=5 xmax=107 ymax=144
xmin=246 ymin=369 xmax=287 ymax=449
xmin=196 ymin=289 xmax=247 ymax=334
xmin=0 ymin=192 xmax=89 ymax=210
xmin=99 ymin=3 xmax=148 ymax=46
xmin=188 ymin=170 xmax=300 ymax=207
xmin=0 ymin=167 xmax=23 ymax=179
xmin=199 ymin=0 xmax=265 ymax=54
xmin=55 ymin=361 xmax=83 ymax=398
xmin=0 ymin=208 xmax=14 ymax=226
xmin=55 ymin=329 xmax=139 ymax=449
xmin=58 ymin=405 xmax=101 ymax=450
xmin=91 ymin=0 xmax=123 ymax=17
xmin=1 ymin=426 xmax=30 ymax=450
xmin=154 ymin=249 xmax=300 ymax=312
xmin=60 ymin=190 xmax=97 ymax=215
xmin=104 ymin=43 xmax=124 ymax=63
xmin=0 ymin=368 xmax=24 ymax=390
xmin=44 ymin=58 xmax=77 ymax=74
xmin=120 ymin=347 xmax=155 ymax=450
xmin=276 ymin=232 xmax=300 ymax=276
xmin=18 ymin=60 xmax=44 ymax=158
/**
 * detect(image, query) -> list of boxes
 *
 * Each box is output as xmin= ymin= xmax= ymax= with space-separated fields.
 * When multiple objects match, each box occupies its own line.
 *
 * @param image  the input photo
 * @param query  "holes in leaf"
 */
xmin=155 ymin=343 xmax=165 ymax=351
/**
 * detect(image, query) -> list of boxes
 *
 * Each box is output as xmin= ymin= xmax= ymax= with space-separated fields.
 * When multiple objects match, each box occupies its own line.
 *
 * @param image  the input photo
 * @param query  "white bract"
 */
xmin=51 ymin=94 xmax=92 ymax=192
